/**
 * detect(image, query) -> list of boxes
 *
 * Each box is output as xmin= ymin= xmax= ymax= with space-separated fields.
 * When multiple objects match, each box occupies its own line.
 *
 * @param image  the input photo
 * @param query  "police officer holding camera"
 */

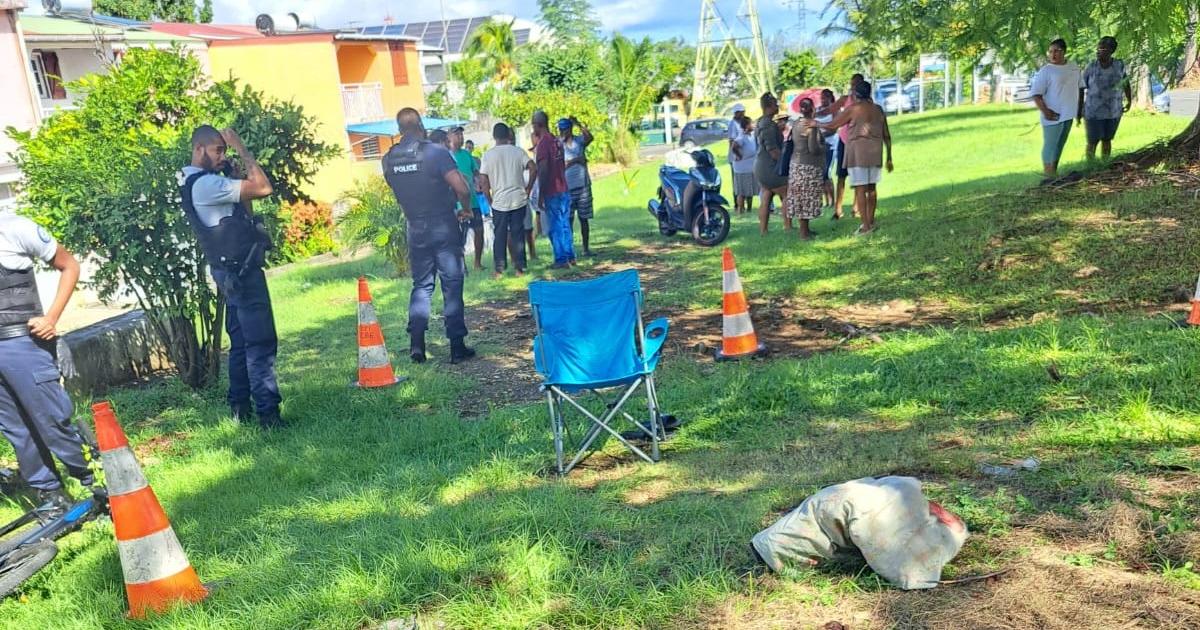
xmin=0 ymin=213 xmax=95 ymax=513
xmin=180 ymin=126 xmax=283 ymax=429
xmin=382 ymin=108 xmax=476 ymax=365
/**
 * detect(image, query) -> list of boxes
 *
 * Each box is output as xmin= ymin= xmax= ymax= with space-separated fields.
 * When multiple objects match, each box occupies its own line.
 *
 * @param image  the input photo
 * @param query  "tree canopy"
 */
xmin=537 ymin=0 xmax=600 ymax=43
xmin=776 ymin=49 xmax=822 ymax=90
xmin=824 ymin=0 xmax=1195 ymax=81
xmin=94 ymin=0 xmax=212 ymax=23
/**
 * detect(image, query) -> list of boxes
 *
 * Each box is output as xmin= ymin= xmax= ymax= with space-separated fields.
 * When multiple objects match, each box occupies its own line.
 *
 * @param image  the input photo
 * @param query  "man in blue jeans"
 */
xmin=532 ymin=110 xmax=575 ymax=268
xmin=181 ymin=125 xmax=283 ymax=429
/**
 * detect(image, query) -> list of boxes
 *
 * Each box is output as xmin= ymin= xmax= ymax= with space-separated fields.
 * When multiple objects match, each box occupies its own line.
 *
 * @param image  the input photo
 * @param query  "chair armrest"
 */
xmin=642 ymin=317 xmax=669 ymax=371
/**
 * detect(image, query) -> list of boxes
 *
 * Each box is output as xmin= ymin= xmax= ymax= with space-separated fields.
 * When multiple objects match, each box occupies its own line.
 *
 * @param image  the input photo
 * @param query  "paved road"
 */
xmin=639 ymin=143 xmax=675 ymax=161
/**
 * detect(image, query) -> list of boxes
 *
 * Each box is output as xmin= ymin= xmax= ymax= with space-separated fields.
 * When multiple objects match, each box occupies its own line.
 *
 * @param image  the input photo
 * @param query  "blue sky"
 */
xmin=211 ymin=0 xmax=833 ymax=43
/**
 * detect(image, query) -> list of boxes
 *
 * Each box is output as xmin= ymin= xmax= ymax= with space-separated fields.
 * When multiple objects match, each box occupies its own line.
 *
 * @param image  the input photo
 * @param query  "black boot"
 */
xmin=35 ymin=488 xmax=71 ymax=520
xmin=231 ymin=402 xmax=252 ymax=425
xmin=450 ymin=337 xmax=476 ymax=364
xmin=410 ymin=334 xmax=427 ymax=364
xmin=258 ymin=409 xmax=286 ymax=430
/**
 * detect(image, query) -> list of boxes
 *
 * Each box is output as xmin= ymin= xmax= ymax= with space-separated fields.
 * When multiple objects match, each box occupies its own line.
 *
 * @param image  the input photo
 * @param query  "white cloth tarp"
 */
xmin=751 ymin=476 xmax=968 ymax=589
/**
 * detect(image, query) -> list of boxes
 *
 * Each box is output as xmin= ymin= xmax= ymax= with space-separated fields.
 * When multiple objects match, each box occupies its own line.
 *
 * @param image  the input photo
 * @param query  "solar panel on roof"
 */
xmin=360 ymin=17 xmax=532 ymax=53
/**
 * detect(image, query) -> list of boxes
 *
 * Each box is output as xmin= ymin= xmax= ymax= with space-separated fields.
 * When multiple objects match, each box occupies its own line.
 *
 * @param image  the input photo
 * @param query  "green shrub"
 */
xmin=337 ymin=176 xmax=408 ymax=275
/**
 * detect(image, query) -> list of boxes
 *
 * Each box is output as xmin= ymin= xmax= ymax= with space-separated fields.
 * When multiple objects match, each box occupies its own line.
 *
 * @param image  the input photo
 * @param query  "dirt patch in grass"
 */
xmin=452 ymin=297 xmax=542 ymax=418
xmin=875 ymin=545 xmax=1200 ymax=629
xmin=655 ymin=295 xmax=957 ymax=361
xmin=451 ymin=249 xmax=962 ymax=416
xmin=132 ymin=431 xmax=189 ymax=462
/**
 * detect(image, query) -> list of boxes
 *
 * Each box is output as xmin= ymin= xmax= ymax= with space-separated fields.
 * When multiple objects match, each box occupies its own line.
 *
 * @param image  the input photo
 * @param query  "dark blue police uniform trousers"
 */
xmin=0 ymin=335 xmax=93 ymax=491
xmin=407 ymin=229 xmax=468 ymax=340
xmin=212 ymin=267 xmax=282 ymax=415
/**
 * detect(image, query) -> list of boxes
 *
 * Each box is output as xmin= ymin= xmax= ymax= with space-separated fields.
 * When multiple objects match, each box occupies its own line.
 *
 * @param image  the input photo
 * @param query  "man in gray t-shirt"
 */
xmin=1078 ymin=36 xmax=1131 ymax=161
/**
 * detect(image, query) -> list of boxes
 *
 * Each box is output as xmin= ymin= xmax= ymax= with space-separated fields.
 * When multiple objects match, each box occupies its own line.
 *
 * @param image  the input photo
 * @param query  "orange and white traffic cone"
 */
xmin=91 ymin=402 xmax=207 ymax=619
xmin=1187 ymin=274 xmax=1200 ymax=327
xmin=715 ymin=247 xmax=767 ymax=360
xmin=352 ymin=276 xmax=406 ymax=388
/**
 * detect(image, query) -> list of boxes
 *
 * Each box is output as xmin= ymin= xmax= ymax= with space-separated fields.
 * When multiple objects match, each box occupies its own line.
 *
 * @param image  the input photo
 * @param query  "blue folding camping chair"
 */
xmin=529 ymin=269 xmax=670 ymax=474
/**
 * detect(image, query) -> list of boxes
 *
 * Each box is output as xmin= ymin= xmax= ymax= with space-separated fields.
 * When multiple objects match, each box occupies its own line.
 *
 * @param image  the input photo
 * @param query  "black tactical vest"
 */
xmin=0 ymin=265 xmax=43 ymax=328
xmin=382 ymin=140 xmax=460 ymax=236
xmin=180 ymin=171 xmax=272 ymax=273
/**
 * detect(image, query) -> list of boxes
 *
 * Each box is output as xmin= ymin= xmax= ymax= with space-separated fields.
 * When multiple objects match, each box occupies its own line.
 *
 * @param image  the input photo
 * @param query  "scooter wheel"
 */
xmin=692 ymin=205 xmax=731 ymax=246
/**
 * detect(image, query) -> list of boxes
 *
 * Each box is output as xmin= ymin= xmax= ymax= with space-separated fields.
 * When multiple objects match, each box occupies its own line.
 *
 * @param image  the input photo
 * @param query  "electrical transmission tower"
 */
xmin=785 ymin=0 xmax=806 ymax=36
xmin=692 ymin=0 xmax=773 ymax=107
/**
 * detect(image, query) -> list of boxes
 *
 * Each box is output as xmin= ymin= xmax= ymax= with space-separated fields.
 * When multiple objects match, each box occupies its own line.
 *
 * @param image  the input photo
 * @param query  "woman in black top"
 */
xmin=754 ymin=92 xmax=788 ymax=235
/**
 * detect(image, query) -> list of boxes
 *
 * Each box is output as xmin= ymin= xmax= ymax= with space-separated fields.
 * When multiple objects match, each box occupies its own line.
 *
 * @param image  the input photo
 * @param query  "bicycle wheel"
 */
xmin=0 ymin=540 xmax=58 ymax=599
xmin=0 ymin=520 xmax=39 ymax=558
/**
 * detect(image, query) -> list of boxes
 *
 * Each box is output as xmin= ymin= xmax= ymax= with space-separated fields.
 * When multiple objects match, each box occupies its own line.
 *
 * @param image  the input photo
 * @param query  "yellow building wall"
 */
xmin=208 ymin=38 xmax=355 ymax=203
xmin=335 ymin=41 xmax=425 ymax=119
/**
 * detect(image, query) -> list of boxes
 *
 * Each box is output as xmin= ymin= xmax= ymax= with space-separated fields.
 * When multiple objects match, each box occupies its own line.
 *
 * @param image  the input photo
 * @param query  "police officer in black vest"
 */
xmin=383 ymin=108 xmax=477 ymax=364
xmin=0 ymin=213 xmax=95 ymax=513
xmin=180 ymin=126 xmax=283 ymax=428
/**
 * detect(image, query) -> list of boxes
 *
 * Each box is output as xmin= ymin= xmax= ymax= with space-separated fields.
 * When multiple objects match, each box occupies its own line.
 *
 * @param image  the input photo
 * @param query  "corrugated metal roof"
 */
xmin=149 ymin=22 xmax=265 ymax=40
xmin=88 ymin=13 xmax=146 ymax=28
xmin=21 ymin=14 xmax=200 ymax=44
xmin=20 ymin=14 xmax=121 ymax=36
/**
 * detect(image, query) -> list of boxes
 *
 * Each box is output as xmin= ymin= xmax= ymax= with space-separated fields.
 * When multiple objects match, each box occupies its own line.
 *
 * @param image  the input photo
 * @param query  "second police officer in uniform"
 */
xmin=382 ymin=108 xmax=477 ymax=364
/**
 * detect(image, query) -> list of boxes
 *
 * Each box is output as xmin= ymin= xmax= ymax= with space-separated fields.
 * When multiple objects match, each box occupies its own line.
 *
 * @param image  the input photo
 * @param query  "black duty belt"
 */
xmin=0 ymin=323 xmax=30 ymax=340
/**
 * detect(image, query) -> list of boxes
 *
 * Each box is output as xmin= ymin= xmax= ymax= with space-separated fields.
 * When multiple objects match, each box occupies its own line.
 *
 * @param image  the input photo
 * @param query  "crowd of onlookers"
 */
xmin=428 ymin=114 xmax=597 ymax=278
xmin=1030 ymin=36 xmax=1132 ymax=183
xmin=726 ymin=73 xmax=892 ymax=239
xmin=720 ymin=34 xmax=1132 ymax=238
xmin=413 ymin=33 xmax=1132 ymax=272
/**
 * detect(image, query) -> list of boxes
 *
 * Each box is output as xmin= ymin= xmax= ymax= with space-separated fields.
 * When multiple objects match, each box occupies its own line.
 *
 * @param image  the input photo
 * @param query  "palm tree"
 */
xmin=465 ymin=19 xmax=519 ymax=86
xmin=607 ymin=35 xmax=659 ymax=130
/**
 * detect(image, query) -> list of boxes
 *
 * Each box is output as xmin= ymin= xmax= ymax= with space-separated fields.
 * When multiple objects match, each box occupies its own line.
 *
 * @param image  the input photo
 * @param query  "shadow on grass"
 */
xmin=21 ymin=307 xmax=1195 ymax=628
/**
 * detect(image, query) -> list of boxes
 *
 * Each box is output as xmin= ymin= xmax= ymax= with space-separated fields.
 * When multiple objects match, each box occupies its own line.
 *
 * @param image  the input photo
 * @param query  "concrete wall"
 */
xmin=209 ymin=36 xmax=354 ymax=203
xmin=57 ymin=310 xmax=168 ymax=397
xmin=335 ymin=40 xmax=425 ymax=118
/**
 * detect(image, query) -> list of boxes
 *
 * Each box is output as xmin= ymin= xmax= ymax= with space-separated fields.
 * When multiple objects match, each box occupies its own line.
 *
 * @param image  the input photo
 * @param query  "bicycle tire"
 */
xmin=0 ymin=540 xmax=58 ymax=599
xmin=0 ymin=521 xmax=39 ymax=558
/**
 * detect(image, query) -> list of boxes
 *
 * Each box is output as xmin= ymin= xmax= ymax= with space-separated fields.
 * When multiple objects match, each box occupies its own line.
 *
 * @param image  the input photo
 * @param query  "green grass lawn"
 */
xmin=3 ymin=106 xmax=1200 ymax=629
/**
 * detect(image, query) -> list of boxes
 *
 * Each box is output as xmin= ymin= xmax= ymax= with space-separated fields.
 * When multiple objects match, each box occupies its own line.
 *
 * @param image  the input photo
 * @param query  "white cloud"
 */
xmin=593 ymin=0 xmax=671 ymax=33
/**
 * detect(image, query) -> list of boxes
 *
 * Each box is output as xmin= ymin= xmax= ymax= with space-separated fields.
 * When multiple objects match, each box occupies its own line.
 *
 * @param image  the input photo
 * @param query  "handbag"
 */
xmin=775 ymin=137 xmax=794 ymax=178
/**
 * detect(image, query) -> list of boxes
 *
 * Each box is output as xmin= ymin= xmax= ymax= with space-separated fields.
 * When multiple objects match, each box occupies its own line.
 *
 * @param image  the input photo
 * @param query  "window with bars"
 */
xmin=358 ymin=136 xmax=381 ymax=160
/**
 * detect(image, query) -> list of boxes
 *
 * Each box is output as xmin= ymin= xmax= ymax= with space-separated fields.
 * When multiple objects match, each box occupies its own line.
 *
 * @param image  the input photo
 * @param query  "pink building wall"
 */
xmin=0 ymin=6 xmax=40 ymax=182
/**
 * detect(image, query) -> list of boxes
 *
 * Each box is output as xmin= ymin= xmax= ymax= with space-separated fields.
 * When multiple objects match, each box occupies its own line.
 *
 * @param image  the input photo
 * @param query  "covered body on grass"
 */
xmin=752 ymin=476 xmax=968 ymax=589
